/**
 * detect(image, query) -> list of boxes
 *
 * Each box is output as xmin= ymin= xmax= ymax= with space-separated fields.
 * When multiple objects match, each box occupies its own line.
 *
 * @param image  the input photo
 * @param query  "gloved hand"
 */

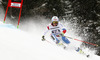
xmin=56 ymin=40 xmax=60 ymax=44
xmin=60 ymin=32 xmax=64 ymax=37
xmin=42 ymin=36 xmax=45 ymax=41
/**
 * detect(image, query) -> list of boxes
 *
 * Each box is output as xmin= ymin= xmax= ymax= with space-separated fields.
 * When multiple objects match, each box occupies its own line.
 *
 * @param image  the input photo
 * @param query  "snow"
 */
xmin=0 ymin=4 xmax=100 ymax=60
xmin=0 ymin=19 xmax=100 ymax=60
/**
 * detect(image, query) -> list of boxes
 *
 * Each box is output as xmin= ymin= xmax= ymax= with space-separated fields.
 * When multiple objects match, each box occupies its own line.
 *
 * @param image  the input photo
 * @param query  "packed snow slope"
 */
xmin=0 ymin=4 xmax=100 ymax=60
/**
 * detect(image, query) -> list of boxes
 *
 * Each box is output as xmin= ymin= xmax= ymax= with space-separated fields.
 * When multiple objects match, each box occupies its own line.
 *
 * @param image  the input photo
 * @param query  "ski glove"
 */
xmin=42 ymin=36 xmax=45 ymax=41
xmin=56 ymin=40 xmax=60 ymax=44
xmin=60 ymin=32 xmax=64 ymax=37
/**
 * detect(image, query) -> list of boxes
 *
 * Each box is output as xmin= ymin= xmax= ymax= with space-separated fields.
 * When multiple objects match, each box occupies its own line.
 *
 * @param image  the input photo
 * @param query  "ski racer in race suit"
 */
xmin=42 ymin=16 xmax=70 ymax=45
xmin=41 ymin=16 xmax=90 ymax=57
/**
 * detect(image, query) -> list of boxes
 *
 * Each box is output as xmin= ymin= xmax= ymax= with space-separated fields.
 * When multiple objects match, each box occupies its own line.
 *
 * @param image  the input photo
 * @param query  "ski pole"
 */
xmin=44 ymin=40 xmax=55 ymax=46
xmin=45 ymin=40 xmax=64 ymax=46
xmin=45 ymin=40 xmax=53 ymax=44
xmin=66 ymin=36 xmax=98 ymax=47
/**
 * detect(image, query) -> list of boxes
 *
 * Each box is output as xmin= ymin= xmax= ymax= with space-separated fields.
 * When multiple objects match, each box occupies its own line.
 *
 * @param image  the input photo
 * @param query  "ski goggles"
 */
xmin=52 ymin=21 xmax=58 ymax=24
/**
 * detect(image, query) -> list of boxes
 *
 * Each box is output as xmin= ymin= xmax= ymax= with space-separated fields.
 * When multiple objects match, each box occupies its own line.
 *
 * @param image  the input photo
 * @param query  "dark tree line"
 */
xmin=67 ymin=0 xmax=100 ymax=56
xmin=2 ymin=0 xmax=66 ymax=17
xmin=1 ymin=0 xmax=100 ymax=56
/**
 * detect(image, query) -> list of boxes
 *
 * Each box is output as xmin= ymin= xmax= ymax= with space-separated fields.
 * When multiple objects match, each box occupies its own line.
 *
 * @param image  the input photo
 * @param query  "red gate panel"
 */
xmin=4 ymin=0 xmax=23 ymax=28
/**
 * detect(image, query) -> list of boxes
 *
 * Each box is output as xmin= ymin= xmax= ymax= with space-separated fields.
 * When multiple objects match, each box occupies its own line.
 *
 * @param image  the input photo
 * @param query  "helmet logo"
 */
xmin=54 ymin=19 xmax=57 ymax=21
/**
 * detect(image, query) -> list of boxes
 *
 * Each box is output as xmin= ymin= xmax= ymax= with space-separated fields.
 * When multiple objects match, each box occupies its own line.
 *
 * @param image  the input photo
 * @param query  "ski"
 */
xmin=76 ymin=47 xmax=90 ymax=57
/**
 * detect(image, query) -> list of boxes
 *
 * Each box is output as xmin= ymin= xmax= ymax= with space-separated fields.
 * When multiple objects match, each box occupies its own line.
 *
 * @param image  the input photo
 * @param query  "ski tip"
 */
xmin=63 ymin=46 xmax=66 ymax=49
xmin=86 ymin=55 xmax=90 ymax=58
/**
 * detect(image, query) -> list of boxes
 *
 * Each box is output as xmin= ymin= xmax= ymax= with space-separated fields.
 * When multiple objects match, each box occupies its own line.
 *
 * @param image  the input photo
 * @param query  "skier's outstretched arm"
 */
xmin=42 ymin=26 xmax=49 ymax=41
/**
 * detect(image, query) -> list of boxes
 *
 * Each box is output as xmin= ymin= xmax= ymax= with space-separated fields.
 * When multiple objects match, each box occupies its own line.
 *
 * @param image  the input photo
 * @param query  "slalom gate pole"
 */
xmin=17 ymin=0 xmax=23 ymax=28
xmin=66 ymin=36 xmax=98 ymax=47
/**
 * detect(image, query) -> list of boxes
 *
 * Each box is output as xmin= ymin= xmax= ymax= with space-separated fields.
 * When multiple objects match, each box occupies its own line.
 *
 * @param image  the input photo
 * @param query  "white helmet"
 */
xmin=51 ymin=16 xmax=59 ymax=22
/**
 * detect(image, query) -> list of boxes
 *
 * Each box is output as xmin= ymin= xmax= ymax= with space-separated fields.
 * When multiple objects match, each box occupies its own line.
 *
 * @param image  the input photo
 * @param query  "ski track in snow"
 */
xmin=0 ymin=4 xmax=100 ymax=60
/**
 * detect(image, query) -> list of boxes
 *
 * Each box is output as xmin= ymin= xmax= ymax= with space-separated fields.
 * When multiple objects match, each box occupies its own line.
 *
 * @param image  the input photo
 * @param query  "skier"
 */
xmin=41 ymin=16 xmax=89 ymax=57
xmin=42 ymin=16 xmax=70 ymax=49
